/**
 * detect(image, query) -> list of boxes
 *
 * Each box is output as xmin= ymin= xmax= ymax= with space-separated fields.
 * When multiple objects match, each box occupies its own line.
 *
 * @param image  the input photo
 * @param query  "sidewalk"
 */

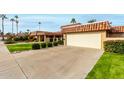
xmin=0 ymin=41 xmax=26 ymax=79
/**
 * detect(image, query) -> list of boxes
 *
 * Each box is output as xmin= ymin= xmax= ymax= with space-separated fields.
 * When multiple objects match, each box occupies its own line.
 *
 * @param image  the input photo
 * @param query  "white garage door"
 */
xmin=67 ymin=32 xmax=102 ymax=49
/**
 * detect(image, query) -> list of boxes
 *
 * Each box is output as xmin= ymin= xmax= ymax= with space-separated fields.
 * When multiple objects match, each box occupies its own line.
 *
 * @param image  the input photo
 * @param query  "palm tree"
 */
xmin=10 ymin=18 xmax=15 ymax=34
xmin=87 ymin=19 xmax=97 ymax=23
xmin=27 ymin=29 xmax=30 ymax=33
xmin=0 ymin=29 xmax=1 ymax=38
xmin=70 ymin=18 xmax=76 ymax=24
xmin=15 ymin=15 xmax=19 ymax=35
xmin=0 ymin=14 xmax=7 ymax=40
xmin=38 ymin=22 xmax=41 ymax=30
xmin=0 ymin=29 xmax=1 ymax=35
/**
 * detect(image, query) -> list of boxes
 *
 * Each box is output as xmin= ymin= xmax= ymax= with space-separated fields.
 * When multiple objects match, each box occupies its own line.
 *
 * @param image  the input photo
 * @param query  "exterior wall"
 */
xmin=63 ymin=34 xmax=67 ymax=46
xmin=101 ymin=31 xmax=107 ymax=50
xmin=38 ymin=36 xmax=41 ymax=42
xmin=46 ymin=37 xmax=50 ymax=42
xmin=106 ymin=38 xmax=124 ymax=41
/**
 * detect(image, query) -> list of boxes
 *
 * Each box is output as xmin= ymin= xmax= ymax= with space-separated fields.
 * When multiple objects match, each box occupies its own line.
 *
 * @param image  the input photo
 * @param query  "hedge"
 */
xmin=58 ymin=40 xmax=64 ymax=45
xmin=41 ymin=43 xmax=46 ymax=48
xmin=53 ymin=41 xmax=58 ymax=46
xmin=4 ymin=40 xmax=16 ymax=44
xmin=14 ymin=37 xmax=20 ymax=41
xmin=47 ymin=42 xmax=53 ymax=47
xmin=32 ymin=43 xmax=40 ymax=50
xmin=104 ymin=40 xmax=124 ymax=54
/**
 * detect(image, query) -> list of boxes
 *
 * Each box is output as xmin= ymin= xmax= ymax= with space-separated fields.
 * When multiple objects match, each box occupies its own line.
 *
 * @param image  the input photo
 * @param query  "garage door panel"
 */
xmin=67 ymin=32 xmax=101 ymax=49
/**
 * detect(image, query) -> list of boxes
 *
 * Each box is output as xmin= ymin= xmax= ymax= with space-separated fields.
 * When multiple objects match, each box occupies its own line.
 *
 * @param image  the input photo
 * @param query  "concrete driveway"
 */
xmin=12 ymin=46 xmax=103 ymax=79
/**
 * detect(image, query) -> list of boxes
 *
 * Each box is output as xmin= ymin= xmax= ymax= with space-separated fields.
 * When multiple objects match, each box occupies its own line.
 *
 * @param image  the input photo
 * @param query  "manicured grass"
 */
xmin=86 ymin=52 xmax=124 ymax=79
xmin=7 ymin=43 xmax=32 ymax=52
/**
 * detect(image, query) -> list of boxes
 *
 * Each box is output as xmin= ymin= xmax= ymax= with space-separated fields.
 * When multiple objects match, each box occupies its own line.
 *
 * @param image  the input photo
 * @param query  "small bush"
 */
xmin=58 ymin=40 xmax=64 ymax=45
xmin=41 ymin=43 xmax=46 ymax=48
xmin=19 ymin=36 xmax=24 ymax=41
xmin=7 ymin=37 xmax=13 ymax=41
xmin=32 ymin=43 xmax=40 ymax=50
xmin=4 ymin=40 xmax=16 ymax=44
xmin=50 ymin=38 xmax=53 ymax=42
xmin=47 ymin=42 xmax=53 ymax=47
xmin=29 ymin=36 xmax=34 ymax=42
xmin=53 ymin=41 xmax=58 ymax=46
xmin=14 ymin=37 xmax=20 ymax=41
xmin=23 ymin=36 xmax=29 ymax=41
xmin=104 ymin=40 xmax=124 ymax=54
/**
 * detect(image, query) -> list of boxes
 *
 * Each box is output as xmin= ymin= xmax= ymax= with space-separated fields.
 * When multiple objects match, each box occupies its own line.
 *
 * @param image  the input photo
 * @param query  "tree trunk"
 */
xmin=2 ymin=18 xmax=4 ymax=40
xmin=39 ymin=24 xmax=40 ymax=31
xmin=12 ymin=22 xmax=14 ymax=34
xmin=16 ymin=23 xmax=18 ymax=36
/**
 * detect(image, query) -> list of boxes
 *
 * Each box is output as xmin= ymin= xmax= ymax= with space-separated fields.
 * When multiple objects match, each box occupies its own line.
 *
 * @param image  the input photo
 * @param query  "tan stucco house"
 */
xmin=30 ymin=31 xmax=63 ymax=42
xmin=61 ymin=21 xmax=124 ymax=49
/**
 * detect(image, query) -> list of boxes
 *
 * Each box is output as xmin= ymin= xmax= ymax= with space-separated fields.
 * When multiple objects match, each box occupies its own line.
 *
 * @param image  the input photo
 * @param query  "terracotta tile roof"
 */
xmin=61 ymin=23 xmax=81 ymax=28
xmin=61 ymin=21 xmax=111 ymax=33
xmin=30 ymin=31 xmax=62 ymax=36
xmin=30 ymin=31 xmax=37 ymax=36
xmin=112 ymin=26 xmax=124 ymax=32
xmin=17 ymin=33 xmax=26 ymax=37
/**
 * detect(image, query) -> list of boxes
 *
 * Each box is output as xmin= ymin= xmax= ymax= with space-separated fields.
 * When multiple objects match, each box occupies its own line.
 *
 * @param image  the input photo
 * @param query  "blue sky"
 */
xmin=1 ymin=14 xmax=124 ymax=33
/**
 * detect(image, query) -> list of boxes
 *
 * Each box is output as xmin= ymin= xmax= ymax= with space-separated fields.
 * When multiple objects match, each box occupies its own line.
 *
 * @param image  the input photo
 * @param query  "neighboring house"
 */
xmin=17 ymin=32 xmax=27 ymax=37
xmin=107 ymin=26 xmax=124 ymax=37
xmin=61 ymin=21 xmax=124 ymax=49
xmin=30 ymin=31 xmax=63 ymax=42
xmin=0 ymin=35 xmax=8 ymax=40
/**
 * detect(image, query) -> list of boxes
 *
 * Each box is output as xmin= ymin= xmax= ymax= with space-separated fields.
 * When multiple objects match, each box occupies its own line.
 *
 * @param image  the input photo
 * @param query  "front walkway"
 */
xmin=0 ymin=41 xmax=26 ymax=78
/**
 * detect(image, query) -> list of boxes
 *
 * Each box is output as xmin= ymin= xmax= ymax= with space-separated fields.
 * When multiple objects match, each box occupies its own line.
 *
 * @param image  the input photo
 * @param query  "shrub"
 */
xmin=32 ymin=43 xmax=40 ymax=50
xmin=54 ymin=38 xmax=57 ymax=41
xmin=50 ymin=38 xmax=53 ymax=42
xmin=53 ymin=41 xmax=58 ymax=46
xmin=41 ymin=43 xmax=46 ymax=48
xmin=23 ymin=35 xmax=29 ymax=41
xmin=7 ymin=37 xmax=13 ymax=41
xmin=58 ymin=40 xmax=64 ymax=45
xmin=47 ymin=42 xmax=53 ymax=47
xmin=104 ymin=40 xmax=124 ymax=54
xmin=19 ymin=36 xmax=24 ymax=41
xmin=29 ymin=36 xmax=34 ymax=42
xmin=4 ymin=40 xmax=16 ymax=44
xmin=14 ymin=37 xmax=20 ymax=41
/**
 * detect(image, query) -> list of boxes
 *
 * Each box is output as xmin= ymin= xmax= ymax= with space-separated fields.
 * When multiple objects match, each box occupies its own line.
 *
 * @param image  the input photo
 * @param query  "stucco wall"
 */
xmin=106 ymin=38 xmax=124 ymax=40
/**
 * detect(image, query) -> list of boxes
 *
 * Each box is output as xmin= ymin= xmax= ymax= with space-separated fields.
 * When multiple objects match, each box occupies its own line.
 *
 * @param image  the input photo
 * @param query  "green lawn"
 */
xmin=86 ymin=52 xmax=124 ymax=79
xmin=7 ymin=43 xmax=32 ymax=52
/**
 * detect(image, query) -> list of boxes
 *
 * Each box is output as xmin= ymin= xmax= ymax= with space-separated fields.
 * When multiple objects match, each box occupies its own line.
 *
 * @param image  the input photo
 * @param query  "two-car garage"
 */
xmin=61 ymin=21 xmax=110 ymax=49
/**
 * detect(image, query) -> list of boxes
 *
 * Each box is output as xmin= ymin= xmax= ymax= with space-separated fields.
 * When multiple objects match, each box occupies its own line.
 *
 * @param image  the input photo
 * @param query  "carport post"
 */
xmin=44 ymin=35 xmax=46 ymax=42
xmin=53 ymin=35 xmax=55 ymax=42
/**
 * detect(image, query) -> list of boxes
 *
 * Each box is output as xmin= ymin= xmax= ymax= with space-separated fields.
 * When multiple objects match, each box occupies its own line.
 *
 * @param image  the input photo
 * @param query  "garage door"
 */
xmin=66 ymin=32 xmax=102 ymax=49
